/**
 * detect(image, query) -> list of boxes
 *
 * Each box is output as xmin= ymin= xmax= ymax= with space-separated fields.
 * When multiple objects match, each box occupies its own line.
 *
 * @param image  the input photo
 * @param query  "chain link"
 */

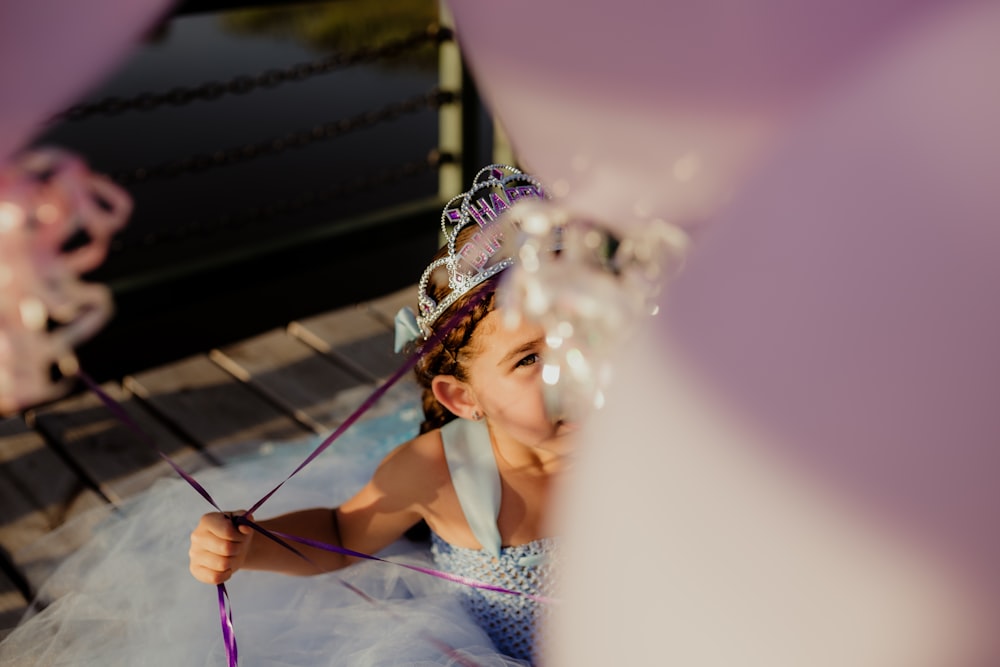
xmin=110 ymin=150 xmax=454 ymax=252
xmin=109 ymin=89 xmax=455 ymax=185
xmin=56 ymin=25 xmax=452 ymax=122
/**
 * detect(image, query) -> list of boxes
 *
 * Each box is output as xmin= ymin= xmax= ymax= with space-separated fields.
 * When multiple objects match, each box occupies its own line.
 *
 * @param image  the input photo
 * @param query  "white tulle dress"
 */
xmin=0 ymin=390 xmax=540 ymax=666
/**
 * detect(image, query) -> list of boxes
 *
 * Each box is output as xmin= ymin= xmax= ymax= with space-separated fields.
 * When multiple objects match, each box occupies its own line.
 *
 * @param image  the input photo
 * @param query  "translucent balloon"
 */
xmin=0 ymin=0 xmax=174 ymax=160
xmin=448 ymin=0 xmax=1000 ymax=664
xmin=0 ymin=0 xmax=164 ymax=411
xmin=448 ymin=0 xmax=944 ymax=230
xmin=0 ymin=149 xmax=131 ymax=414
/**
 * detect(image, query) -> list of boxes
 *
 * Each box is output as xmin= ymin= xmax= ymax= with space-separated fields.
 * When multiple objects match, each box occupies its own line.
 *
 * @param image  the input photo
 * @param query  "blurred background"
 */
xmin=32 ymin=0 xmax=500 ymax=382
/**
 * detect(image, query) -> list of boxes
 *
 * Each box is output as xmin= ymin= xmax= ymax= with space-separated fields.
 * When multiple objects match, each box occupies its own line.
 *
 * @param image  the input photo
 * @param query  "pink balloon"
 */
xmin=448 ymin=0 xmax=946 ymax=228
xmin=536 ymin=2 xmax=1000 ymax=665
xmin=448 ymin=0 xmax=1000 ymax=663
xmin=0 ymin=1 xmax=166 ymax=411
xmin=665 ymin=0 xmax=1000 ymax=590
xmin=0 ymin=0 xmax=174 ymax=161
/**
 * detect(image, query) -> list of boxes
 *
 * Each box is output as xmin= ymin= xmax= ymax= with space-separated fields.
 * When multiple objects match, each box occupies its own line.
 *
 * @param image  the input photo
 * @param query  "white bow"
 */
xmin=393 ymin=306 xmax=422 ymax=353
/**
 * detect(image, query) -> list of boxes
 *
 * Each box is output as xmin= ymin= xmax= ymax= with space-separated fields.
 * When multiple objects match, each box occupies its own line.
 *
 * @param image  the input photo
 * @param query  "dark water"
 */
xmin=33 ymin=5 xmax=459 ymax=381
xmin=39 ymin=7 xmax=442 ymax=279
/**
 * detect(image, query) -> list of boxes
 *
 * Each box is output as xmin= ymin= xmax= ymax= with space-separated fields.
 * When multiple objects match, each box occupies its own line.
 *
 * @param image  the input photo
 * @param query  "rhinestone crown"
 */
xmin=415 ymin=164 xmax=546 ymax=337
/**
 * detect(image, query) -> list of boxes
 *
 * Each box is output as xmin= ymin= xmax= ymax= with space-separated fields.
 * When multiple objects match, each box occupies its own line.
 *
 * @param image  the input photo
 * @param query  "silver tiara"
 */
xmin=395 ymin=164 xmax=547 ymax=349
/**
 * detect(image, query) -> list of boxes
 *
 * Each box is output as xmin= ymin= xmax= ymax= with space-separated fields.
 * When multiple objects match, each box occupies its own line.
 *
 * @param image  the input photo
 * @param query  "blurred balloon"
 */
xmin=498 ymin=199 xmax=689 ymax=424
xmin=448 ymin=0 xmax=1000 ymax=664
xmin=0 ymin=0 xmax=174 ymax=161
xmin=0 ymin=0 xmax=171 ymax=412
xmin=448 ymin=0 xmax=944 ymax=230
xmin=0 ymin=149 xmax=131 ymax=415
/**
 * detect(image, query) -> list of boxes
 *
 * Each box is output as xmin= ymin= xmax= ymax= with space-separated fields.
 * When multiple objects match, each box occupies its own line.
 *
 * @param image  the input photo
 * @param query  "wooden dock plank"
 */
xmin=0 ymin=568 xmax=26 ymax=641
xmin=365 ymin=286 xmax=417 ymax=328
xmin=211 ymin=328 xmax=369 ymax=432
xmin=124 ymin=355 xmax=310 ymax=461
xmin=0 ymin=415 xmax=110 ymax=636
xmin=27 ymin=382 xmax=208 ymax=504
xmin=0 ymin=418 xmax=105 ymax=559
xmin=290 ymin=286 xmax=413 ymax=382
xmin=0 ymin=291 xmax=432 ymax=642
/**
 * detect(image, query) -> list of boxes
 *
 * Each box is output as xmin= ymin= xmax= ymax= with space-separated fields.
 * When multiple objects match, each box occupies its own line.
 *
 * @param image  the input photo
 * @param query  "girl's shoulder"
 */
xmin=374 ymin=427 xmax=450 ymax=483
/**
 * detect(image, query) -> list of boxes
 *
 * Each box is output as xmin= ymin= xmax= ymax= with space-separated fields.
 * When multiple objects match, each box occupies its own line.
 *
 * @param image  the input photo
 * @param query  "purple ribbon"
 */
xmin=78 ymin=372 xmax=242 ymax=664
xmin=78 ymin=371 xmax=224 ymax=513
xmin=243 ymin=292 xmax=488 ymax=517
xmin=76 ymin=286 xmax=550 ymax=666
xmin=236 ymin=516 xmax=554 ymax=605
xmin=217 ymin=585 xmax=238 ymax=667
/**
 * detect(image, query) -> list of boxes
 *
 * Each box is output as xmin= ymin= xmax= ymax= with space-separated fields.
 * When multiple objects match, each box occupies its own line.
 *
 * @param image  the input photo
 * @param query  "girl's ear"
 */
xmin=431 ymin=375 xmax=480 ymax=421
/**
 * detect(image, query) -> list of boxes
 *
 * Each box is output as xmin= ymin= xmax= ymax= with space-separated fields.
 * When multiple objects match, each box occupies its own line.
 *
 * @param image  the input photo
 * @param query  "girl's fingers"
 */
xmin=201 ymin=511 xmax=250 ymax=541
xmin=208 ymin=533 xmax=244 ymax=557
xmin=232 ymin=511 xmax=255 ymax=535
xmin=189 ymin=511 xmax=255 ymax=585
xmin=189 ymin=563 xmax=233 ymax=585
xmin=189 ymin=540 xmax=240 ymax=573
xmin=191 ymin=513 xmax=252 ymax=556
xmin=189 ymin=511 xmax=254 ymax=585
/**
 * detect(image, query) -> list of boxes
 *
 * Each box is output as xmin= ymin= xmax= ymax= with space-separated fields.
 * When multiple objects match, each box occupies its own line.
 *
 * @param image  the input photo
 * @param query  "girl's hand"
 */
xmin=189 ymin=511 xmax=254 ymax=584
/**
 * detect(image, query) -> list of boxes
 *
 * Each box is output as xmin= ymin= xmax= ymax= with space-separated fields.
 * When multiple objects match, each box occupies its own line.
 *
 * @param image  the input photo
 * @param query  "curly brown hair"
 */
xmin=410 ymin=224 xmax=503 ymax=434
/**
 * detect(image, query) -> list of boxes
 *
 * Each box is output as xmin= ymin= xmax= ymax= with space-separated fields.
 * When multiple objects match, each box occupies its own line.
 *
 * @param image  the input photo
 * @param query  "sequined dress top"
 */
xmin=430 ymin=418 xmax=558 ymax=664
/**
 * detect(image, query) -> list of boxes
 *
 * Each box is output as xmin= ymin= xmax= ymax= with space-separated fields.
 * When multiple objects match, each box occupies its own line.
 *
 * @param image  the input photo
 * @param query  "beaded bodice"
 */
xmin=430 ymin=534 xmax=557 ymax=664
xmin=431 ymin=418 xmax=559 ymax=664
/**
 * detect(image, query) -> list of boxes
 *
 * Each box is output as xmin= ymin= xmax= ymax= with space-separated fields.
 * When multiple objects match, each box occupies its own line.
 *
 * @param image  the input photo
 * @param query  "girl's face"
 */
xmin=463 ymin=309 xmax=576 ymax=453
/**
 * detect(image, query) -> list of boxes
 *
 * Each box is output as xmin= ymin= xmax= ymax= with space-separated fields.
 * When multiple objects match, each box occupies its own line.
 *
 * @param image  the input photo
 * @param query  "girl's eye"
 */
xmin=516 ymin=353 xmax=540 ymax=368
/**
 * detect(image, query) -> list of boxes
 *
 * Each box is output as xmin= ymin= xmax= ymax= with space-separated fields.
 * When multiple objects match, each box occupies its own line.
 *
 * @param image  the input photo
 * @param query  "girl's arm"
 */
xmin=188 ymin=432 xmax=442 ymax=584
xmin=188 ymin=508 xmax=346 ymax=582
xmin=244 ymin=507 xmax=348 ymax=575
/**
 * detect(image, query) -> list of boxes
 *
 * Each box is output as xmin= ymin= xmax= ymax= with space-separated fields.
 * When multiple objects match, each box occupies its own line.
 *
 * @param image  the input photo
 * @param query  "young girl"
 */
xmin=189 ymin=165 xmax=568 ymax=665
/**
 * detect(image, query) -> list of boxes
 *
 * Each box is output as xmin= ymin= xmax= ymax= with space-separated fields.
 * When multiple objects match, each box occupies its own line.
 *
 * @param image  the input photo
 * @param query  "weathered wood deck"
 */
xmin=0 ymin=285 xmax=418 ymax=639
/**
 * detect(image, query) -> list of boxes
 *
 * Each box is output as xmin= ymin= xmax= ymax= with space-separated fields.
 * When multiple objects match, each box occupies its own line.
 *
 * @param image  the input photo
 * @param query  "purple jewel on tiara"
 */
xmin=411 ymin=164 xmax=548 ymax=339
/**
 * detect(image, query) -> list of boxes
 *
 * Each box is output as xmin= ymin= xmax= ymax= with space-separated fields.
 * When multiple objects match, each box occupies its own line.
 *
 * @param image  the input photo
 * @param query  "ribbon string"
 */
xmin=237 ymin=516 xmax=555 ymax=605
xmin=78 ymin=371 xmax=224 ymax=512
xmin=217 ymin=585 xmax=238 ymax=667
xmin=74 ymin=287 xmax=553 ymax=665
xmin=244 ymin=290 xmax=488 ymax=516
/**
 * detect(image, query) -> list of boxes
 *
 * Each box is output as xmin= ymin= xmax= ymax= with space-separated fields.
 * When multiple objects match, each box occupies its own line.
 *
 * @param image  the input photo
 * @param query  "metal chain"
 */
xmin=109 ymin=88 xmax=455 ymax=185
xmin=110 ymin=150 xmax=454 ymax=252
xmin=56 ymin=25 xmax=452 ymax=122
